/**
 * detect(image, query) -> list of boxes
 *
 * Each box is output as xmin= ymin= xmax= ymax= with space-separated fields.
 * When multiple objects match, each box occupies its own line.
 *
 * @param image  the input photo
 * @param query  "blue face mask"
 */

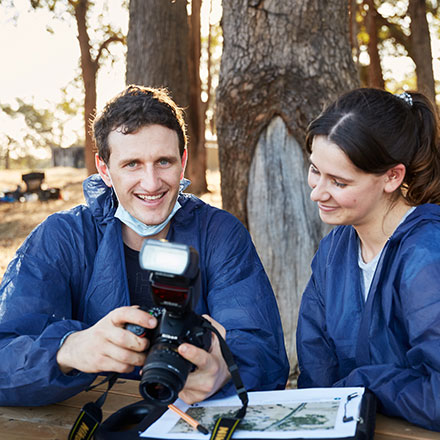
xmin=112 ymin=177 xmax=191 ymax=238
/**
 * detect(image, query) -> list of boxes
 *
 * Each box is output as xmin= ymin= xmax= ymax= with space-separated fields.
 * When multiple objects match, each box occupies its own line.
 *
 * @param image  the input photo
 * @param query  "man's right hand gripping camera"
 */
xmin=126 ymin=239 xmax=212 ymax=406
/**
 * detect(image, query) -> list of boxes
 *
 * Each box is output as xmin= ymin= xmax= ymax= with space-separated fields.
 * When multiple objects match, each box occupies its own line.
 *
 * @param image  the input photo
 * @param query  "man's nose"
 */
xmin=140 ymin=167 xmax=161 ymax=192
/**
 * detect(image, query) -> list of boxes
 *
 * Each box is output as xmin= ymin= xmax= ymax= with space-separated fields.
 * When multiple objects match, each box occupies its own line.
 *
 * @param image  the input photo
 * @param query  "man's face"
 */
xmin=97 ymin=124 xmax=186 ymax=228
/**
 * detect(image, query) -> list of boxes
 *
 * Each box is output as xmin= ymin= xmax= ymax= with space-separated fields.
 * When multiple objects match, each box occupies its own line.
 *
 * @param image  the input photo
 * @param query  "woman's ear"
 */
xmin=95 ymin=154 xmax=112 ymax=187
xmin=384 ymin=164 xmax=406 ymax=193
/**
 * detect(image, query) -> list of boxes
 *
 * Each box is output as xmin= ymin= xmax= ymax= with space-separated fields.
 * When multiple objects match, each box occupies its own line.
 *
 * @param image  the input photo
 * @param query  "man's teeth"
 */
xmin=137 ymin=193 xmax=163 ymax=200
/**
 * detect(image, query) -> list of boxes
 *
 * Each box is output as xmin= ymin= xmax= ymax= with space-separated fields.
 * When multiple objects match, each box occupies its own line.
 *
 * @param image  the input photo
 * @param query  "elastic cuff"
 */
xmin=59 ymin=330 xmax=76 ymax=348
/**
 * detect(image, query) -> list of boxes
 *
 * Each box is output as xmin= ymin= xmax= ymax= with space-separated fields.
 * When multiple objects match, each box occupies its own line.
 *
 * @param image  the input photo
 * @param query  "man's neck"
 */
xmin=122 ymin=223 xmax=171 ymax=251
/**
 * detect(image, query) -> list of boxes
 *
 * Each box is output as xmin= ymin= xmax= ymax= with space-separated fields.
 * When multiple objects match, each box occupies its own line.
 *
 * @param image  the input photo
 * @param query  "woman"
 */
xmin=296 ymin=88 xmax=440 ymax=431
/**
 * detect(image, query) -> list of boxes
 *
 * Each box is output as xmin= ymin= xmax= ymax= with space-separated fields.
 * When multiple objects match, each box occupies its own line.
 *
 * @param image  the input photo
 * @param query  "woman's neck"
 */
xmin=356 ymin=198 xmax=412 ymax=263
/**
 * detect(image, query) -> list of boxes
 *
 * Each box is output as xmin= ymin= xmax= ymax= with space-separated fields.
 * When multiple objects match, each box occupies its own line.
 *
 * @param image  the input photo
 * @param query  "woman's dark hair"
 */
xmin=92 ymin=85 xmax=187 ymax=164
xmin=305 ymin=88 xmax=440 ymax=205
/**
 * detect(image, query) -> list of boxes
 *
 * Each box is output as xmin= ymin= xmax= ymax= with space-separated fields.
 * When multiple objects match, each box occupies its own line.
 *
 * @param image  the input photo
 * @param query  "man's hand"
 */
xmin=56 ymin=306 xmax=157 ymax=374
xmin=177 ymin=315 xmax=231 ymax=404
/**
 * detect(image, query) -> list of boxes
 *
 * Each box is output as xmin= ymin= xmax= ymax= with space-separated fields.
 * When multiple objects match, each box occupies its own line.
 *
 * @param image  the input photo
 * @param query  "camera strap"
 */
xmin=201 ymin=319 xmax=249 ymax=440
xmin=68 ymin=372 xmax=119 ymax=440
xmin=69 ymin=323 xmax=248 ymax=440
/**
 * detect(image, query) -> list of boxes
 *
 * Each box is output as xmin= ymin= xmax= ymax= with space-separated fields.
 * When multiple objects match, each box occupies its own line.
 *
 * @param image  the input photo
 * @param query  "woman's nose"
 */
xmin=310 ymin=179 xmax=329 ymax=202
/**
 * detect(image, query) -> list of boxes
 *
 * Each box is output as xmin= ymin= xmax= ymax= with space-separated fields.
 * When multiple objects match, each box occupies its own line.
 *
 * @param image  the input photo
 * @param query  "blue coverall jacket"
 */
xmin=0 ymin=175 xmax=289 ymax=406
xmin=297 ymin=204 xmax=440 ymax=431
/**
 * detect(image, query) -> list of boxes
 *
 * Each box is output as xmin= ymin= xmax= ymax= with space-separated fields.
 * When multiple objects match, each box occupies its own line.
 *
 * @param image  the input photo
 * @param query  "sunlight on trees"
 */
xmin=0 ymin=91 xmax=84 ymax=169
xmin=352 ymin=0 xmax=439 ymax=104
xmin=0 ymin=0 xmax=438 ymax=172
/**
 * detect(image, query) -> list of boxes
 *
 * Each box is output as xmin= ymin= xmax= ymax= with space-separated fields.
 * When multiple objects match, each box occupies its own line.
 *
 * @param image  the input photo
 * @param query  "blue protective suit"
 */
xmin=297 ymin=204 xmax=440 ymax=431
xmin=0 ymin=175 xmax=289 ymax=406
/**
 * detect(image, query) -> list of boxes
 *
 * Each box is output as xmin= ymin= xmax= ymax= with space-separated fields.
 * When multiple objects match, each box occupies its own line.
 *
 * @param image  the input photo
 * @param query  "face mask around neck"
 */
xmin=109 ymin=174 xmax=191 ymax=238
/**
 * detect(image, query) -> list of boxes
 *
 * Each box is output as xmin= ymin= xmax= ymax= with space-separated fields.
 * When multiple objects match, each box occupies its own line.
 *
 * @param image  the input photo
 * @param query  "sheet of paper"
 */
xmin=141 ymin=387 xmax=365 ymax=439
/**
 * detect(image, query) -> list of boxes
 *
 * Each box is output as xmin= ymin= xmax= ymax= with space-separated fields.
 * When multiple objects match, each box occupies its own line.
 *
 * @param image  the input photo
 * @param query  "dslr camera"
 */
xmin=126 ymin=239 xmax=211 ymax=406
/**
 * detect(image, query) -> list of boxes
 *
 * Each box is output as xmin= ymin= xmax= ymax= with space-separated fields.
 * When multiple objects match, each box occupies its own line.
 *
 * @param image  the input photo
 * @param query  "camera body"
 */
xmin=126 ymin=239 xmax=211 ymax=406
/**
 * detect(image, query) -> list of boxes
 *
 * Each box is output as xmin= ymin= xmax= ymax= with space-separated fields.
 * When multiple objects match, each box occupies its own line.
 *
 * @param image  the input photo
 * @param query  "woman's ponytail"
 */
xmin=404 ymin=92 xmax=440 ymax=205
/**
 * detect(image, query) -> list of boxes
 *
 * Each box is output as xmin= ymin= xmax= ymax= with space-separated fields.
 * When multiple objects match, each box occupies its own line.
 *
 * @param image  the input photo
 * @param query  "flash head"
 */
xmin=139 ymin=239 xmax=198 ymax=277
xmin=139 ymin=239 xmax=200 ymax=313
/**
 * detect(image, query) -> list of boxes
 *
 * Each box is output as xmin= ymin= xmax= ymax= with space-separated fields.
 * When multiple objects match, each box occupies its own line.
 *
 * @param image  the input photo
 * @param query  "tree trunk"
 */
xmin=349 ymin=0 xmax=360 ymax=66
xmin=127 ymin=0 xmax=207 ymax=194
xmin=366 ymin=0 xmax=385 ymax=89
xmin=74 ymin=0 xmax=98 ymax=176
xmin=205 ymin=2 xmax=214 ymax=135
xmin=4 ymin=147 xmax=10 ymax=170
xmin=216 ymin=0 xmax=358 ymax=371
xmin=187 ymin=0 xmax=208 ymax=194
xmin=408 ymin=0 xmax=436 ymax=104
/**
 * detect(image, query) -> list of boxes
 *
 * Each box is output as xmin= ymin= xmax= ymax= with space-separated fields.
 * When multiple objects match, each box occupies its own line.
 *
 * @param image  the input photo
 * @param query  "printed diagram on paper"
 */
xmin=141 ymin=387 xmax=365 ymax=439
xmin=171 ymin=401 xmax=340 ymax=434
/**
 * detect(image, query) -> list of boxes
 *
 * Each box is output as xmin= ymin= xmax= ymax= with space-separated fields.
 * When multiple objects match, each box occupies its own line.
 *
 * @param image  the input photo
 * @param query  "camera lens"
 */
xmin=139 ymin=343 xmax=191 ymax=405
xmin=140 ymin=369 xmax=180 ymax=404
xmin=144 ymin=383 xmax=173 ymax=402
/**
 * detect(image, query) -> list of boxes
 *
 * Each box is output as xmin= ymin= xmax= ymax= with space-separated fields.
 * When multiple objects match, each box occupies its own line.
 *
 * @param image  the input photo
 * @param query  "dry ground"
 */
xmin=0 ymin=167 xmax=221 ymax=281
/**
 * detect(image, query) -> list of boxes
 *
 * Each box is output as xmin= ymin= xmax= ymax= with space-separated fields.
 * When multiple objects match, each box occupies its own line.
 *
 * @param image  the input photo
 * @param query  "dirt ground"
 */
xmin=0 ymin=167 xmax=221 ymax=281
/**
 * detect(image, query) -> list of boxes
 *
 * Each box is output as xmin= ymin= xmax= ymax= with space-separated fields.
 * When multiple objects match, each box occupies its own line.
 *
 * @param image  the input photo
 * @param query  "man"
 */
xmin=0 ymin=85 xmax=289 ymax=406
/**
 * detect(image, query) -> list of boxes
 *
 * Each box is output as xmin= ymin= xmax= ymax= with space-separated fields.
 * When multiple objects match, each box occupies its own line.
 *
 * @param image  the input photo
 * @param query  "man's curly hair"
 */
xmin=92 ymin=85 xmax=187 ymax=164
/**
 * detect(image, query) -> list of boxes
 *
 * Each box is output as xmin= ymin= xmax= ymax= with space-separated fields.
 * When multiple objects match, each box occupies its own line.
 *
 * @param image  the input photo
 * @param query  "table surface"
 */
xmin=0 ymin=378 xmax=438 ymax=440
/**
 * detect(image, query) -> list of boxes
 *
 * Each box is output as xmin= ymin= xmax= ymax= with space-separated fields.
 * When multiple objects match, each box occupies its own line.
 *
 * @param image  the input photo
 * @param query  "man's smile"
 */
xmin=136 ymin=192 xmax=166 ymax=201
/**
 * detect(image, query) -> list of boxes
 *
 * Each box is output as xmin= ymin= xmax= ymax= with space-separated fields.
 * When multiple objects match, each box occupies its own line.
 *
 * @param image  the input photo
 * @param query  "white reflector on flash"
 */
xmin=140 ymin=240 xmax=190 ymax=275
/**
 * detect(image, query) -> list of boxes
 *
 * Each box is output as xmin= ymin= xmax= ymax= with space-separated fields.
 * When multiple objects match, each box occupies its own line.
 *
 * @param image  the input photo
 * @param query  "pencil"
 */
xmin=168 ymin=403 xmax=209 ymax=434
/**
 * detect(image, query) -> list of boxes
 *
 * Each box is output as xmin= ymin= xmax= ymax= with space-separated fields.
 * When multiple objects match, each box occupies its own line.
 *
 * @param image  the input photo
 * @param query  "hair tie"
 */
xmin=395 ymin=92 xmax=413 ymax=107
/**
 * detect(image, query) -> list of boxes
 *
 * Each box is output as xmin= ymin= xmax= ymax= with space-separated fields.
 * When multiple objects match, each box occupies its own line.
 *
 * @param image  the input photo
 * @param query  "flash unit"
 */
xmin=139 ymin=240 xmax=190 ymax=276
xmin=139 ymin=239 xmax=200 ymax=312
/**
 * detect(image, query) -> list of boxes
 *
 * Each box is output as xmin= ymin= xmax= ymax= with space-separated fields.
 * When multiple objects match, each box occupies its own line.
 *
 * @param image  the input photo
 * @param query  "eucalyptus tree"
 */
xmin=216 ymin=0 xmax=358 ymax=370
xmin=29 ymin=0 xmax=126 ymax=175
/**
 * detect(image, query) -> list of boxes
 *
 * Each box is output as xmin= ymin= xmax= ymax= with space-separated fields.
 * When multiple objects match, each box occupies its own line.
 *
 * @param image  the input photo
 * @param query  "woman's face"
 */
xmin=308 ymin=135 xmax=391 ymax=229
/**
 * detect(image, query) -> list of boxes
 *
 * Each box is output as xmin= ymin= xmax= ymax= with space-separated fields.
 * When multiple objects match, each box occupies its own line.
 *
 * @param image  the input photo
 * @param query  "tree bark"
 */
xmin=408 ymin=0 xmax=436 ymax=104
xmin=366 ymin=0 xmax=385 ymax=89
xmin=216 ymin=0 xmax=358 ymax=370
xmin=349 ymin=0 xmax=360 ymax=66
xmin=73 ymin=0 xmax=98 ymax=176
xmin=187 ymin=0 xmax=208 ymax=194
xmin=127 ymin=0 xmax=207 ymax=194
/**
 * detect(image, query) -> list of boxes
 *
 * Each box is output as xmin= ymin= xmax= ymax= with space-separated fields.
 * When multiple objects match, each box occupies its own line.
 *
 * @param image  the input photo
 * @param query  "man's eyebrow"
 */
xmin=116 ymin=155 xmax=179 ymax=166
xmin=117 ymin=157 xmax=138 ymax=166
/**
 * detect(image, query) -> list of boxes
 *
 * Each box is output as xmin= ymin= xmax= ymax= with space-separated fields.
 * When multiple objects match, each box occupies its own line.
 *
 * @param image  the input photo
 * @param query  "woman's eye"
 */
xmin=334 ymin=180 xmax=347 ymax=188
xmin=309 ymin=164 xmax=319 ymax=174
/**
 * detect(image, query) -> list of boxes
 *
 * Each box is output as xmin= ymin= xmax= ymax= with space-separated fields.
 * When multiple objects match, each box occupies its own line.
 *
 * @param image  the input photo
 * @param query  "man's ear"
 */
xmin=95 ymin=154 xmax=112 ymax=187
xmin=384 ymin=164 xmax=406 ymax=193
xmin=180 ymin=148 xmax=188 ymax=180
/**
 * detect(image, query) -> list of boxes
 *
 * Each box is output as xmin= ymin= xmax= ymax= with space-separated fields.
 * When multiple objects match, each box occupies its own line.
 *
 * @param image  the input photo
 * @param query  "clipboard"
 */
xmin=95 ymin=388 xmax=376 ymax=440
xmin=303 ymin=390 xmax=376 ymax=440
